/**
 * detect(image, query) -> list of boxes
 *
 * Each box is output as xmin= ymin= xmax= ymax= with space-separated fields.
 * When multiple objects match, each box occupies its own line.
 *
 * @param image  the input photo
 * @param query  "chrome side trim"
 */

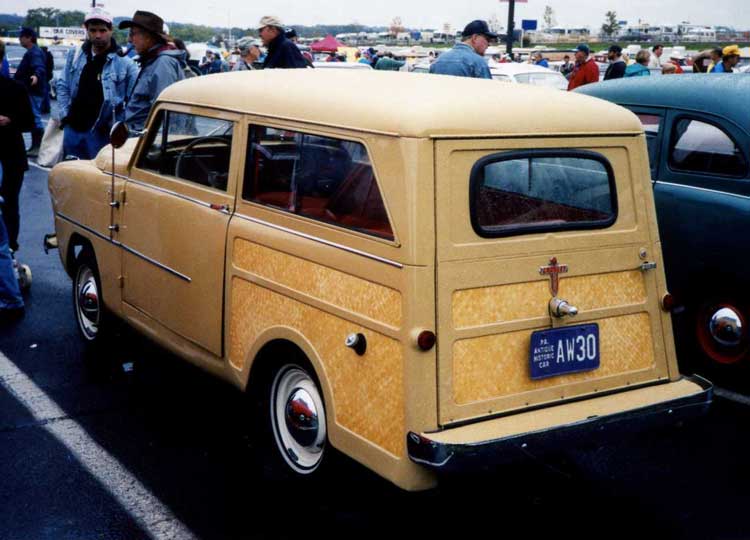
xmin=654 ymin=181 xmax=750 ymax=201
xmin=56 ymin=212 xmax=192 ymax=282
xmin=233 ymin=214 xmax=404 ymax=269
xmin=126 ymin=177 xmax=231 ymax=213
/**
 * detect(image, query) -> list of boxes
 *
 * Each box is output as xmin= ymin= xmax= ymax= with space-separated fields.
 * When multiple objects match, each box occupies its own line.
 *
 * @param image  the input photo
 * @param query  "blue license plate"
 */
xmin=530 ymin=324 xmax=600 ymax=380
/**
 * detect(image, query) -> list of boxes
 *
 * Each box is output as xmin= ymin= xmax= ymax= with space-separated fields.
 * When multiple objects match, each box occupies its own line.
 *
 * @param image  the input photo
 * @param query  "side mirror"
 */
xmin=109 ymin=121 xmax=130 ymax=149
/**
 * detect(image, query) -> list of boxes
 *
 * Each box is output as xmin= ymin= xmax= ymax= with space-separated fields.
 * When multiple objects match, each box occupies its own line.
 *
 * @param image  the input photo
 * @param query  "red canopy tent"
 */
xmin=310 ymin=34 xmax=345 ymax=52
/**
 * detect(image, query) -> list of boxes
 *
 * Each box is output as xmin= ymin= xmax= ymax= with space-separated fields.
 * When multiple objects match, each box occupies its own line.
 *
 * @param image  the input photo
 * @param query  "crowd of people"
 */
xmin=0 ymin=11 xmax=746 ymax=322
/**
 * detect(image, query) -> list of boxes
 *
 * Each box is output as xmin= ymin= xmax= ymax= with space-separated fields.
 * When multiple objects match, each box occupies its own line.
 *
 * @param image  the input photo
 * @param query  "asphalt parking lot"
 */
xmin=2 ymin=163 xmax=750 ymax=540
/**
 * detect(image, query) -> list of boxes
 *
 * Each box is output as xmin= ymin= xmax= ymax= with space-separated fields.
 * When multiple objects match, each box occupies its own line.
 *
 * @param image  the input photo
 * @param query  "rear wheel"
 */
xmin=252 ymin=357 xmax=330 ymax=483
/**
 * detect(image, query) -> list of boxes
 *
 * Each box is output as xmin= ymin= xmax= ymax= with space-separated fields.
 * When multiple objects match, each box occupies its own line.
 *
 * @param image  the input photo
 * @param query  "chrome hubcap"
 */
xmin=284 ymin=388 xmax=320 ymax=448
xmin=271 ymin=366 xmax=326 ymax=474
xmin=709 ymin=307 xmax=744 ymax=347
xmin=76 ymin=266 xmax=99 ymax=340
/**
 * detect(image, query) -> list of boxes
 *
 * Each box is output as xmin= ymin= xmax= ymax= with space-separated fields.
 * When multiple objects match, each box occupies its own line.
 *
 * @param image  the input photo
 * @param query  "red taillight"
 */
xmin=417 ymin=330 xmax=436 ymax=351
xmin=662 ymin=293 xmax=676 ymax=312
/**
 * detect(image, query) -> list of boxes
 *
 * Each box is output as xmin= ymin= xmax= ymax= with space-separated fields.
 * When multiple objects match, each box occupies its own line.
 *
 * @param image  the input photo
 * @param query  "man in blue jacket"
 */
xmin=429 ymin=20 xmax=496 ymax=79
xmin=119 ymin=11 xmax=186 ymax=132
xmin=258 ymin=16 xmax=308 ymax=69
xmin=58 ymin=8 xmax=138 ymax=159
xmin=14 ymin=28 xmax=47 ymax=156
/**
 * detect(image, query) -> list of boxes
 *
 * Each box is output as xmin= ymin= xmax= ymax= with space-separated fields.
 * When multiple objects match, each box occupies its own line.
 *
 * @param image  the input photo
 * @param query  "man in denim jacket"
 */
xmin=120 ymin=11 xmax=185 ymax=132
xmin=57 ymin=8 xmax=138 ymax=159
xmin=429 ymin=20 xmax=496 ymax=79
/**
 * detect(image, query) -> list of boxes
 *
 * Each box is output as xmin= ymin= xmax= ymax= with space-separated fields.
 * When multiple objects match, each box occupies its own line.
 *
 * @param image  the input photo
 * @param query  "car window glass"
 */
xmin=471 ymin=152 xmax=616 ymax=237
xmin=243 ymin=126 xmax=393 ymax=240
xmin=669 ymin=118 xmax=747 ymax=177
xmin=136 ymin=111 xmax=233 ymax=191
xmin=635 ymin=113 xmax=662 ymax=169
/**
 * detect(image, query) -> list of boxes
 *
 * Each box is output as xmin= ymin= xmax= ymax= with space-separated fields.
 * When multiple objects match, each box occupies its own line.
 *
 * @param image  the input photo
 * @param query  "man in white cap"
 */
xmin=667 ymin=50 xmax=684 ymax=74
xmin=233 ymin=38 xmax=263 ymax=71
xmin=257 ymin=16 xmax=307 ymax=69
xmin=57 ymin=7 xmax=138 ymax=159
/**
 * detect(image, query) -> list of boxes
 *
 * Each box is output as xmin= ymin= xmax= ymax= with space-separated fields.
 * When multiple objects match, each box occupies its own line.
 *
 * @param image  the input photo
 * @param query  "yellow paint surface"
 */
xmin=233 ymin=239 xmax=402 ymax=327
xmin=229 ymin=278 xmax=406 ymax=457
xmin=453 ymin=270 xmax=646 ymax=328
xmin=452 ymin=313 xmax=655 ymax=404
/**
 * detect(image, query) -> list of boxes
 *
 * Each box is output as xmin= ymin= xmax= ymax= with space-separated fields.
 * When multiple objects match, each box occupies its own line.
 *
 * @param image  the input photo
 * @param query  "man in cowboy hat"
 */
xmin=119 ymin=10 xmax=186 ymax=131
xmin=257 ymin=16 xmax=307 ymax=69
xmin=58 ymin=7 xmax=138 ymax=159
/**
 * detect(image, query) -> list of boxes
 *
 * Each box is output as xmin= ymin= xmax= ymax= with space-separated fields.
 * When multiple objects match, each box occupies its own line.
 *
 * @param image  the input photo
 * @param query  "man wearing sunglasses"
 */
xmin=429 ymin=20 xmax=496 ymax=79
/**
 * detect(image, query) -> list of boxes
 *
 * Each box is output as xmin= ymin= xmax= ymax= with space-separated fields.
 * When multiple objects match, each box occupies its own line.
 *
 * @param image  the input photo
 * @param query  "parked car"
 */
xmin=576 ymin=75 xmax=750 ymax=381
xmin=5 ymin=44 xmax=25 ymax=78
xmin=47 ymin=45 xmax=73 ymax=100
xmin=312 ymin=61 xmax=372 ymax=69
xmin=413 ymin=60 xmax=568 ymax=89
xmin=47 ymin=70 xmax=710 ymax=491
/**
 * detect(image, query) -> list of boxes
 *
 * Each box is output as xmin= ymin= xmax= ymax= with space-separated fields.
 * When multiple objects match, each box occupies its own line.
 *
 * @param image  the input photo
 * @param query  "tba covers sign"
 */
xmin=39 ymin=27 xmax=86 ymax=40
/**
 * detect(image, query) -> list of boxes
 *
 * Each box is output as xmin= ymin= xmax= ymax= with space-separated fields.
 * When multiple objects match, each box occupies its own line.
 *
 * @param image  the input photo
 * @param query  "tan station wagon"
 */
xmin=48 ymin=70 xmax=711 ymax=491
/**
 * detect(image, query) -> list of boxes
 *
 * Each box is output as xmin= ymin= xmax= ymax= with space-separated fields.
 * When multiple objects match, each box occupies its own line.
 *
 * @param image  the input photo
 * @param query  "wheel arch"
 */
xmin=239 ymin=328 xmax=336 ymax=423
xmin=65 ymin=232 xmax=96 ymax=278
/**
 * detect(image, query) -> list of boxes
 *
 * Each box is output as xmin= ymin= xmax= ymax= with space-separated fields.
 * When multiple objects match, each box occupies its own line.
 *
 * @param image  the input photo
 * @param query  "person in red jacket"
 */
xmin=567 ymin=44 xmax=599 ymax=91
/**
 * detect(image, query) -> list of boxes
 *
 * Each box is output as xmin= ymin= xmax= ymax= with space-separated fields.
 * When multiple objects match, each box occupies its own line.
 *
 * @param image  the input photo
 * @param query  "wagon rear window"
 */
xmin=470 ymin=151 xmax=617 ymax=237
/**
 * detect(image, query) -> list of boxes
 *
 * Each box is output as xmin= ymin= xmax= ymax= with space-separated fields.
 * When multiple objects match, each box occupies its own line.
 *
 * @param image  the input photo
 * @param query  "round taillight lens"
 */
xmin=662 ymin=293 xmax=676 ymax=312
xmin=417 ymin=330 xmax=436 ymax=351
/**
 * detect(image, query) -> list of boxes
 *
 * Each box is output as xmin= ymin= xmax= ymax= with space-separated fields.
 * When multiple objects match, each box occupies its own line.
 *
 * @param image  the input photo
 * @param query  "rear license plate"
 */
xmin=530 ymin=324 xmax=600 ymax=380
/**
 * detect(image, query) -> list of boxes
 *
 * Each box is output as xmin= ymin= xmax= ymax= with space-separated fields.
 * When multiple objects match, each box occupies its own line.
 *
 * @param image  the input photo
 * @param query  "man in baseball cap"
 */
xmin=233 ymin=39 xmax=263 ymax=71
xmin=429 ymin=19 xmax=496 ymax=79
xmin=57 ymin=7 xmax=138 ymax=159
xmin=119 ymin=11 xmax=186 ymax=131
xmin=567 ymin=43 xmax=599 ymax=91
xmin=257 ymin=16 xmax=307 ymax=69
xmin=712 ymin=44 xmax=741 ymax=73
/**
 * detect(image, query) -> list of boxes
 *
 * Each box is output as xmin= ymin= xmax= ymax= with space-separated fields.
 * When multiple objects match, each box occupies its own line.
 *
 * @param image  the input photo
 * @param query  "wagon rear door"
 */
xmin=434 ymin=136 xmax=677 ymax=426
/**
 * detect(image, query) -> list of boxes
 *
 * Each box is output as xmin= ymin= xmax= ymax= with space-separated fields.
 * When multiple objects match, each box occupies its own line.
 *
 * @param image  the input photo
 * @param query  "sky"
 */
xmin=5 ymin=0 xmax=749 ymax=31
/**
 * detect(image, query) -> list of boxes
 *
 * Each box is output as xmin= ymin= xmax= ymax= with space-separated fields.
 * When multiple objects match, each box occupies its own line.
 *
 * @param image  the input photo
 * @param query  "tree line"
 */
xmin=1 ymin=8 xmax=388 ymax=43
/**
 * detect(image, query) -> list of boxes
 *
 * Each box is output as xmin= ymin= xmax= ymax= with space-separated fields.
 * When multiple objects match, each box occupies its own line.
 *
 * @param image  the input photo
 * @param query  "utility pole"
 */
xmin=506 ymin=0 xmax=515 ymax=55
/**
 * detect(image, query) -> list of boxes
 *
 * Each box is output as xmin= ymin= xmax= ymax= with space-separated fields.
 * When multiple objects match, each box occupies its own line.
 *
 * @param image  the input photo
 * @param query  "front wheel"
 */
xmin=72 ymin=250 xmax=113 ymax=346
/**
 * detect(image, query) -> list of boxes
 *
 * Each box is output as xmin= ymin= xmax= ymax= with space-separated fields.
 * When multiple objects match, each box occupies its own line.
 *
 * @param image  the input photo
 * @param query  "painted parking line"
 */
xmin=715 ymin=388 xmax=750 ymax=406
xmin=0 ymin=351 xmax=197 ymax=539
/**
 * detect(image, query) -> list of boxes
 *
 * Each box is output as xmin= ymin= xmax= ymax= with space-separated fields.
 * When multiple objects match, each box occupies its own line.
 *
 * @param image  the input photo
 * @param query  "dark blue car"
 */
xmin=577 ymin=75 xmax=750 ymax=380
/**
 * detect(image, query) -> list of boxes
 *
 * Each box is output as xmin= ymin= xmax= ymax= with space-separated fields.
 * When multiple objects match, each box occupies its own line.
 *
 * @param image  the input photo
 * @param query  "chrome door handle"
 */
xmin=549 ymin=297 xmax=578 ymax=318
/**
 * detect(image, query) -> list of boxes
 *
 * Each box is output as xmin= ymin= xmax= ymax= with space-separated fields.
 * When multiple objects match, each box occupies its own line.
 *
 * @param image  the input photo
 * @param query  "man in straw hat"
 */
xmin=257 ymin=16 xmax=307 ymax=69
xmin=712 ymin=45 xmax=741 ymax=73
xmin=119 ymin=10 xmax=186 ymax=131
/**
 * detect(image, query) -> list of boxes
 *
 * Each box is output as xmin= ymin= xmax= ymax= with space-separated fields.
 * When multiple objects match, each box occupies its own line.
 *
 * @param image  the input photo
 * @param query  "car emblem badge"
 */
xmin=539 ymin=257 xmax=568 ymax=296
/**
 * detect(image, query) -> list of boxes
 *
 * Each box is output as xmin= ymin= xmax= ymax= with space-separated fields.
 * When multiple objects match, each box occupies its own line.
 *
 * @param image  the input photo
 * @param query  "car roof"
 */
xmin=575 ymin=74 xmax=750 ymax=129
xmin=159 ymin=70 xmax=641 ymax=138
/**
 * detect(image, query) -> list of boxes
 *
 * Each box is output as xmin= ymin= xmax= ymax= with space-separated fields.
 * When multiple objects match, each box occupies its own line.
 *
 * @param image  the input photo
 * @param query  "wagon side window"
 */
xmin=136 ymin=110 xmax=234 ymax=192
xmin=668 ymin=118 xmax=748 ymax=178
xmin=470 ymin=150 xmax=617 ymax=237
xmin=242 ymin=125 xmax=394 ymax=240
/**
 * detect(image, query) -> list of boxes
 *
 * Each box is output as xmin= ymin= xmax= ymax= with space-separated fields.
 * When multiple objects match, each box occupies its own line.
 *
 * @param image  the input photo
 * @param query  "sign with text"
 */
xmin=39 ymin=26 xmax=86 ymax=40
xmin=522 ymin=19 xmax=538 ymax=30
